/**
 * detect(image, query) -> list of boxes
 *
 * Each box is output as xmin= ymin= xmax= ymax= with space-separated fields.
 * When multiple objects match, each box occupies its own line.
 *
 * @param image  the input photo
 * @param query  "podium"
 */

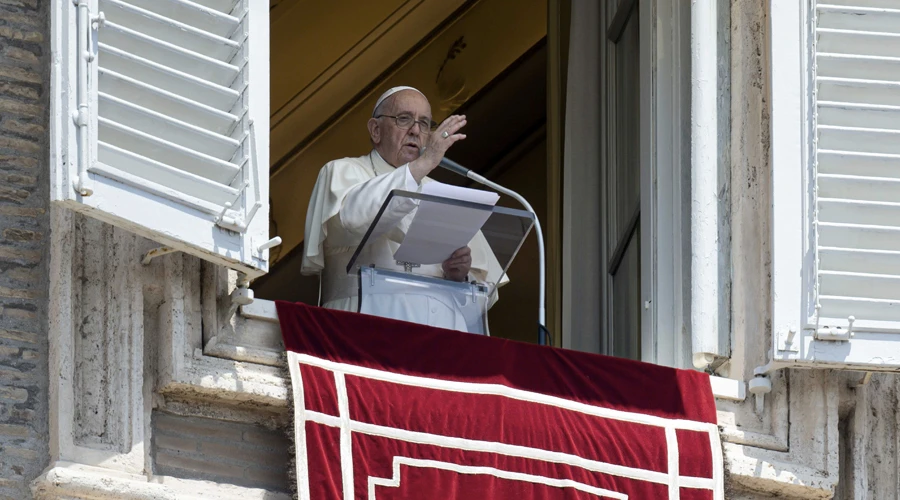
xmin=346 ymin=189 xmax=534 ymax=334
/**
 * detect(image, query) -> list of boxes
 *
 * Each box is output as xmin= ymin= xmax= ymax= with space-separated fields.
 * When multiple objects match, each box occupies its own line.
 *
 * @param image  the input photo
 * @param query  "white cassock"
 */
xmin=301 ymin=149 xmax=508 ymax=332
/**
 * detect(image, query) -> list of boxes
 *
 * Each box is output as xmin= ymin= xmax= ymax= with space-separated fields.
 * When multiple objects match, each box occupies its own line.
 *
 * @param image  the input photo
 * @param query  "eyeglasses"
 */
xmin=375 ymin=114 xmax=437 ymax=133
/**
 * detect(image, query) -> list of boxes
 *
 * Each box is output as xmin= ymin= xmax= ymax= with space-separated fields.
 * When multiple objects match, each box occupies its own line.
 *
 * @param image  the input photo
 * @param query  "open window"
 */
xmin=51 ymin=0 xmax=273 ymax=276
xmin=253 ymin=0 xmax=553 ymax=345
xmin=250 ymin=0 xmax=695 ymax=364
xmin=770 ymin=0 xmax=900 ymax=370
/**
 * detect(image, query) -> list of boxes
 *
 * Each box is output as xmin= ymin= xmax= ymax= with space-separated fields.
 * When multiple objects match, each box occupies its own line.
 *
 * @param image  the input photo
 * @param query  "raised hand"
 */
xmin=409 ymin=114 xmax=467 ymax=182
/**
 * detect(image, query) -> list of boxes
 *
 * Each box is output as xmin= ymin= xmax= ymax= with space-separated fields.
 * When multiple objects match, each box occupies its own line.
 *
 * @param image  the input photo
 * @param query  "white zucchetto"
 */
xmin=372 ymin=86 xmax=426 ymax=116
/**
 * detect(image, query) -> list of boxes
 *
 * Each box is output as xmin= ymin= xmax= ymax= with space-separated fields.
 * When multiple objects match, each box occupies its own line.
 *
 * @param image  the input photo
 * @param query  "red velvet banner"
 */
xmin=277 ymin=301 xmax=723 ymax=499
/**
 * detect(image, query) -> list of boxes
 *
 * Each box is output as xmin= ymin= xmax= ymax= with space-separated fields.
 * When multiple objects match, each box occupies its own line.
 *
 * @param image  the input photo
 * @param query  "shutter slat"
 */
xmin=820 ymin=247 xmax=900 ymax=275
xmin=101 ymin=0 xmax=240 ymax=62
xmin=819 ymin=199 xmax=900 ymax=228
xmin=89 ymin=162 xmax=224 ymax=217
xmin=99 ymin=117 xmax=240 ymax=184
xmin=818 ymin=101 xmax=900 ymax=130
xmin=818 ymin=125 xmax=900 ymax=155
xmin=818 ymin=295 xmax=900 ymax=323
xmin=819 ymin=222 xmax=900 ymax=252
xmin=119 ymin=0 xmax=240 ymax=38
xmin=818 ymin=77 xmax=900 ymax=106
xmin=818 ymin=5 xmax=900 ymax=34
xmin=820 ymin=271 xmax=900 ymax=301
xmin=98 ymin=141 xmax=237 ymax=205
xmin=819 ymin=150 xmax=900 ymax=178
xmin=817 ymin=29 xmax=900 ymax=58
xmin=823 ymin=1 xmax=900 ymax=9
xmin=99 ymin=68 xmax=238 ymax=134
xmin=99 ymin=92 xmax=239 ymax=159
xmin=818 ymin=53 xmax=900 ymax=82
xmin=99 ymin=43 xmax=239 ymax=110
xmin=819 ymin=174 xmax=900 ymax=203
xmin=101 ymin=22 xmax=239 ymax=86
xmin=183 ymin=0 xmax=237 ymax=15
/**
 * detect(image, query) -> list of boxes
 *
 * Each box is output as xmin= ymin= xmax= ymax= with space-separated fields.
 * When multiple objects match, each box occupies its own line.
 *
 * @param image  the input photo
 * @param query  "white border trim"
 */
xmin=665 ymin=427 xmax=680 ymax=498
xmin=305 ymin=409 xmax=714 ymax=491
xmin=294 ymin=353 xmax=718 ymax=433
xmin=367 ymin=457 xmax=629 ymax=499
xmin=287 ymin=352 xmax=311 ymax=500
xmin=335 ymin=372 xmax=355 ymax=500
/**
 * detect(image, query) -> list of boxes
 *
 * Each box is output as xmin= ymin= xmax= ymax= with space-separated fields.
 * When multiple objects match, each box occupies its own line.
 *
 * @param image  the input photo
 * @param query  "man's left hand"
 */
xmin=442 ymin=246 xmax=472 ymax=282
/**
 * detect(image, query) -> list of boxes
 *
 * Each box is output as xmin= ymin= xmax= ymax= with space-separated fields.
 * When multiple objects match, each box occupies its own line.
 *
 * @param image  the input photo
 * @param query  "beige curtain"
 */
xmin=560 ymin=0 xmax=603 ymax=353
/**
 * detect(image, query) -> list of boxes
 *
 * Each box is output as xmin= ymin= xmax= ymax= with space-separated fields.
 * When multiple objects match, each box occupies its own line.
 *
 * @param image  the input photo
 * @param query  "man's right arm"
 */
xmin=338 ymin=163 xmax=420 ymax=238
xmin=304 ymin=159 xmax=420 ymax=273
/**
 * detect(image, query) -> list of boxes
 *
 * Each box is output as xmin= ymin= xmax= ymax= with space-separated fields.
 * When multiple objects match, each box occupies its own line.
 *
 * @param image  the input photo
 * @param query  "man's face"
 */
xmin=369 ymin=90 xmax=432 ymax=167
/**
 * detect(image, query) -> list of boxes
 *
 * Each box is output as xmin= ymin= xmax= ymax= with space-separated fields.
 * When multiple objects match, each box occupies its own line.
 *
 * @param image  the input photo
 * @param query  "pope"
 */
xmin=300 ymin=86 xmax=508 ymax=332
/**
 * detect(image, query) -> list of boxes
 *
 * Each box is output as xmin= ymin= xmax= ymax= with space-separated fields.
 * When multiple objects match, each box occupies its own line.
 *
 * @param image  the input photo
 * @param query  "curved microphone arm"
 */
xmin=438 ymin=157 xmax=548 ymax=345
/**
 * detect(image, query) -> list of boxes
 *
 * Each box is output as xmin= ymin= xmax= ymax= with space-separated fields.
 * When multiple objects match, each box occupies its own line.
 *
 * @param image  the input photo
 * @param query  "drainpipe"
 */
xmin=691 ymin=0 xmax=720 ymax=369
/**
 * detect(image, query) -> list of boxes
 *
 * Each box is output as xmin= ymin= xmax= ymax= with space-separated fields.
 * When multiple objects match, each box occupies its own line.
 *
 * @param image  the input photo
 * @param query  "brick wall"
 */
xmin=152 ymin=411 xmax=291 ymax=492
xmin=0 ymin=0 xmax=50 ymax=498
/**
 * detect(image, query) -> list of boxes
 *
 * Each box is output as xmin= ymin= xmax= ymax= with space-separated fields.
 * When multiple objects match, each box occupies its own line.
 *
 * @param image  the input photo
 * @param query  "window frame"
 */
xmin=604 ymin=0 xmax=642 ymax=361
xmin=641 ymin=0 xmax=693 ymax=368
xmin=561 ymin=0 xmax=693 ymax=368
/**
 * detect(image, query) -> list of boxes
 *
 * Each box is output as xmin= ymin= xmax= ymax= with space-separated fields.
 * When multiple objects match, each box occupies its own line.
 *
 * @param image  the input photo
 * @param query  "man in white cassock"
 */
xmin=300 ymin=86 xmax=508 ymax=333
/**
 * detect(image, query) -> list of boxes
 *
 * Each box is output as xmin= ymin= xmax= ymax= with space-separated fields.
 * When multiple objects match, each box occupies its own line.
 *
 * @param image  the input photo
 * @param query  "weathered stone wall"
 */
xmin=0 ymin=0 xmax=50 ymax=498
xmin=152 ymin=412 xmax=290 ymax=492
xmin=31 ymin=210 xmax=291 ymax=499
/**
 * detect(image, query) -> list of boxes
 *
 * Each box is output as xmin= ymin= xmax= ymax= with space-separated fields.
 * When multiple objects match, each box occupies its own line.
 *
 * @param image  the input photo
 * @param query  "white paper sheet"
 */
xmin=393 ymin=182 xmax=499 ymax=265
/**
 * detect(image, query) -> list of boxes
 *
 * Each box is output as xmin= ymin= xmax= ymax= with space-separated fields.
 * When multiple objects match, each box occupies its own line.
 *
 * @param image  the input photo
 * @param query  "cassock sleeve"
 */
xmin=301 ymin=159 xmax=419 ymax=275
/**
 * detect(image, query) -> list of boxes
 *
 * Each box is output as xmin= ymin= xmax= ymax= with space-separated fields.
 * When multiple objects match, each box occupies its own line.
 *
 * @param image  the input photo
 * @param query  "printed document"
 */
xmin=393 ymin=182 xmax=499 ymax=265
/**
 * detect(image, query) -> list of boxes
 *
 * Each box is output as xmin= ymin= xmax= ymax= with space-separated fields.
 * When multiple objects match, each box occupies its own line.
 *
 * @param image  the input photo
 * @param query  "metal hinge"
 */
xmin=814 ymin=316 xmax=855 ymax=342
xmin=776 ymin=328 xmax=800 ymax=353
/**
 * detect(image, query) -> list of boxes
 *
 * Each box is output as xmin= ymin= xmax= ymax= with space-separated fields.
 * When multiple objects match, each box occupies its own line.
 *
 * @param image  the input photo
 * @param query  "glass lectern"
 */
xmin=346 ymin=189 xmax=534 ymax=335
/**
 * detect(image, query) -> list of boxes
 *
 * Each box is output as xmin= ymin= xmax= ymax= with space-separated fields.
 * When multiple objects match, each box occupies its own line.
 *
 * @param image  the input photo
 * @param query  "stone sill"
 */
xmin=32 ymin=462 xmax=291 ymax=500
xmin=159 ymin=347 xmax=289 ymax=411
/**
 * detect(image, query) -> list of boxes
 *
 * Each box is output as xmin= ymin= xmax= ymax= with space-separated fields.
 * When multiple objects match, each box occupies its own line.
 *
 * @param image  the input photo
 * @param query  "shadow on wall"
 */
xmin=252 ymin=249 xmax=321 ymax=305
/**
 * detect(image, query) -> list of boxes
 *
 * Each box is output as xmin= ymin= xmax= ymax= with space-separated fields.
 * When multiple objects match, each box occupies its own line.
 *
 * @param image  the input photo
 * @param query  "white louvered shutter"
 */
xmin=51 ymin=0 xmax=273 ymax=277
xmin=771 ymin=0 xmax=900 ymax=370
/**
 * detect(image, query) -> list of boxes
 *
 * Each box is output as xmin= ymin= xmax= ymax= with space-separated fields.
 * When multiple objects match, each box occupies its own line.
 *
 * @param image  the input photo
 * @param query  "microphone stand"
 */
xmin=438 ymin=157 xmax=549 ymax=346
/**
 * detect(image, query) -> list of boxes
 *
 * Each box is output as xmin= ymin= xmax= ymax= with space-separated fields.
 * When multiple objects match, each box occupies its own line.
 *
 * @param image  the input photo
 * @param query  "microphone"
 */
xmin=438 ymin=157 xmax=471 ymax=178
xmin=434 ymin=155 xmax=550 ymax=346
